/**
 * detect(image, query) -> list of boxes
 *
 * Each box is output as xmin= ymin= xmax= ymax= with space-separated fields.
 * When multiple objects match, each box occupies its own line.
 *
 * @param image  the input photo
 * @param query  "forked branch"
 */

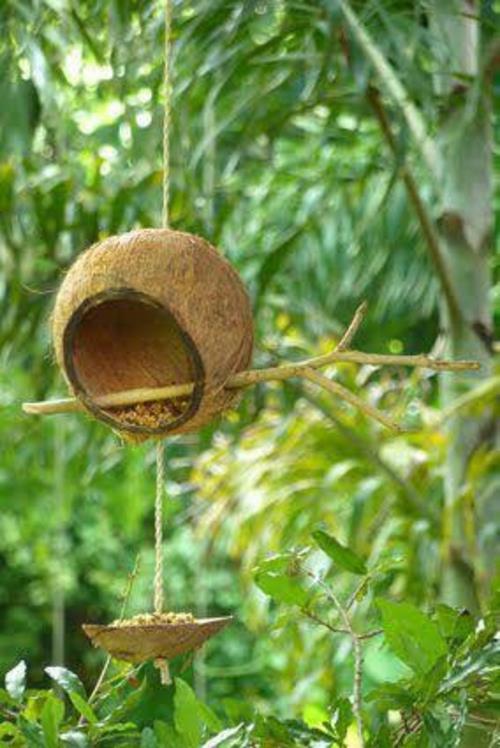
xmin=22 ymin=303 xmax=479 ymax=432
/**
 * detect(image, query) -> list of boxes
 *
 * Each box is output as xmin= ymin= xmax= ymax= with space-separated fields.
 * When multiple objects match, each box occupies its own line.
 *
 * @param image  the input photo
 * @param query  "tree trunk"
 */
xmin=431 ymin=1 xmax=495 ymax=613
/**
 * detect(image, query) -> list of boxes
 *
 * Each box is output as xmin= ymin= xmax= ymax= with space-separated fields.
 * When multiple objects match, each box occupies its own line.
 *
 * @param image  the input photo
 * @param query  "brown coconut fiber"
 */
xmin=82 ymin=615 xmax=232 ymax=663
xmin=52 ymin=229 xmax=253 ymax=438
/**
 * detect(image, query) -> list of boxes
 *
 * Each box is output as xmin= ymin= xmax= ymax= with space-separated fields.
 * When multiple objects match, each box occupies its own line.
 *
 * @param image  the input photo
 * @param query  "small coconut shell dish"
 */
xmin=83 ymin=615 xmax=232 ymax=664
xmin=52 ymin=228 xmax=253 ymax=438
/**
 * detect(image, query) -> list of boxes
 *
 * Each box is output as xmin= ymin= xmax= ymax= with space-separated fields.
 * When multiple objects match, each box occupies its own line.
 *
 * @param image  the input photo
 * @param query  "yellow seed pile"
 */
xmin=110 ymin=612 xmax=195 ymax=627
xmin=110 ymin=398 xmax=190 ymax=430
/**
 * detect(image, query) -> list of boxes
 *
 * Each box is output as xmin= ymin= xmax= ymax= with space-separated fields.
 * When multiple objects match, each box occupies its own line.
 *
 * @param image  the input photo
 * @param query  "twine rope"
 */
xmin=154 ymin=440 xmax=165 ymax=614
xmin=162 ymin=0 xmax=172 ymax=229
xmin=154 ymin=0 xmax=172 ymax=619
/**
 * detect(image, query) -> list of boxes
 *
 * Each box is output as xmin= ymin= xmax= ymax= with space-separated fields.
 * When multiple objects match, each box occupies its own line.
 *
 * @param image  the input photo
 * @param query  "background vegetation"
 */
xmin=0 ymin=0 xmax=498 ymax=745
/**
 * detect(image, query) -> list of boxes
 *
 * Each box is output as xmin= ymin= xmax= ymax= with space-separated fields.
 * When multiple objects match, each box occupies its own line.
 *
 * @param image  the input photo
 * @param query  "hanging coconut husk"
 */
xmin=82 ymin=613 xmax=232 ymax=664
xmin=52 ymin=228 xmax=253 ymax=439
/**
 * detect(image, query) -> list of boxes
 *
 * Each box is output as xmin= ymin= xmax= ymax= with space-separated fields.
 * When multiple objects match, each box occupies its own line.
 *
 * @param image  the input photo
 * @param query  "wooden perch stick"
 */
xmin=22 ymin=302 xmax=480 ymax=431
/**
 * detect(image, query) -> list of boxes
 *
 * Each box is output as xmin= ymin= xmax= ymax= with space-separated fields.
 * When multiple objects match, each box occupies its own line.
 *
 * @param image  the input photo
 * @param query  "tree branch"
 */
xmin=306 ymin=571 xmax=365 ymax=747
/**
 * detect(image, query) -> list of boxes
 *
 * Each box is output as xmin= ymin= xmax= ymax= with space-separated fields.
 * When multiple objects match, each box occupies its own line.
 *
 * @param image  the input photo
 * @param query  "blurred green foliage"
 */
xmin=0 ymin=0 xmax=499 ymax=745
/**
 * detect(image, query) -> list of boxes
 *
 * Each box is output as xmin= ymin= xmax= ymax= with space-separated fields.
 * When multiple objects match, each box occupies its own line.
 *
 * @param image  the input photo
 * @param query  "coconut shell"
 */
xmin=52 ymin=229 xmax=253 ymax=438
xmin=82 ymin=617 xmax=232 ymax=663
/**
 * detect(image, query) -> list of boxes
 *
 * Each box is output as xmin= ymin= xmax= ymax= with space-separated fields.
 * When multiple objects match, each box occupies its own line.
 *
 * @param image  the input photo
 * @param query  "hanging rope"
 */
xmin=154 ymin=440 xmax=165 ymax=613
xmin=162 ymin=0 xmax=172 ymax=229
xmin=154 ymin=0 xmax=172 ymax=620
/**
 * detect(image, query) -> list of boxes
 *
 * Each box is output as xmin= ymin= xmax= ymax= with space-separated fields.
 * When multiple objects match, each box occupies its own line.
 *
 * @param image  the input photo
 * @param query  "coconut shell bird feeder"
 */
xmin=22 ymin=0 xmax=480 ymax=686
xmin=52 ymin=226 xmax=247 ymax=673
xmin=52 ymin=228 xmax=253 ymax=439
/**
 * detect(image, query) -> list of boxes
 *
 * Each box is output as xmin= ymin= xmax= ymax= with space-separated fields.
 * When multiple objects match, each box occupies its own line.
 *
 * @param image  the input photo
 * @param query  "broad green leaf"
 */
xmin=5 ymin=660 xmax=27 ymax=701
xmin=45 ymin=667 xmax=86 ymax=699
xmin=377 ymin=599 xmax=448 ymax=675
xmin=254 ymin=570 xmax=310 ymax=607
xmin=41 ymin=693 xmax=65 ymax=748
xmin=198 ymin=700 xmax=223 ymax=733
xmin=154 ymin=720 xmax=188 ymax=748
xmin=312 ymin=530 xmax=367 ymax=575
xmin=434 ymin=604 xmax=474 ymax=645
xmin=69 ymin=691 xmax=98 ymax=724
xmin=174 ymin=679 xmax=203 ymax=748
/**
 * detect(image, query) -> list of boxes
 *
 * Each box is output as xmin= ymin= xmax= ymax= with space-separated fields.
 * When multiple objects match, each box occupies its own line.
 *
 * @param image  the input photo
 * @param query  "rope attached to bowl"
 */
xmin=153 ymin=0 xmax=172 ymax=686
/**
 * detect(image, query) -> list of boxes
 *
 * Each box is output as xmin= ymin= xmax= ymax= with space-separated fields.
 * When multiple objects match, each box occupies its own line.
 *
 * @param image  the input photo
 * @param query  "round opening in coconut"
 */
xmin=52 ymin=229 xmax=253 ymax=437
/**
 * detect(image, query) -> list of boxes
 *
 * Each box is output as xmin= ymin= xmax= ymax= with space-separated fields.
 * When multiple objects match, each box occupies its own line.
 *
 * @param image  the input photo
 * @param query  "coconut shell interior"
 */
xmin=82 ymin=617 xmax=232 ymax=663
xmin=67 ymin=291 xmax=200 ymax=433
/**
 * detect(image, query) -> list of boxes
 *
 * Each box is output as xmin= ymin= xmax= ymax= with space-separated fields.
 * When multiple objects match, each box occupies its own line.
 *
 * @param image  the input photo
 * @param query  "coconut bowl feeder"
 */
xmin=52 ymin=227 xmax=253 ymax=440
xmin=22 ymin=0 xmax=479 ymax=685
xmin=54 ymin=227 xmax=246 ymax=679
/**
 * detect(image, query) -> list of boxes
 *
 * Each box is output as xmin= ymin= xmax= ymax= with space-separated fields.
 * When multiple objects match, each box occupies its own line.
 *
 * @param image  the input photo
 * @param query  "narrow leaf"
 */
xmin=60 ymin=731 xmax=89 ymax=747
xmin=41 ymin=693 xmax=65 ymax=748
xmin=45 ymin=666 xmax=86 ymax=698
xmin=202 ymin=724 xmax=245 ymax=748
xmin=312 ymin=530 xmax=367 ymax=575
xmin=69 ymin=692 xmax=98 ymax=724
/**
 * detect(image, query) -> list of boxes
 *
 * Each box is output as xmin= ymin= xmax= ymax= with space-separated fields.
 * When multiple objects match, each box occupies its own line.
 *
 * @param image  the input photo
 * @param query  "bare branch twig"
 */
xmin=22 ymin=351 xmax=478 ymax=417
xmin=303 ymin=367 xmax=402 ymax=432
xmin=306 ymin=572 xmax=365 ymax=747
xmin=21 ymin=302 xmax=479 ymax=433
xmin=335 ymin=301 xmax=368 ymax=352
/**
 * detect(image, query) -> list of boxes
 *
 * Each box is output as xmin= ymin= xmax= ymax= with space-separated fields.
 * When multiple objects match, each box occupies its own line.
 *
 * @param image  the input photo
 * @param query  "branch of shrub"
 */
xmin=305 ymin=570 xmax=366 ymax=748
xmin=22 ymin=302 xmax=479 ymax=434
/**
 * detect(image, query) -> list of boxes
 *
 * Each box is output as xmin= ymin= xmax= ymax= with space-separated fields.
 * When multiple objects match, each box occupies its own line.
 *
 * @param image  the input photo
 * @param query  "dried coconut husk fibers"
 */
xmin=52 ymin=229 xmax=253 ymax=439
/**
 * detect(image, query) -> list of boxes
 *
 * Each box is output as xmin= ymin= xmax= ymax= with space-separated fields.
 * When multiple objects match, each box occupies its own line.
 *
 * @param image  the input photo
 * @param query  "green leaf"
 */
xmin=377 ymin=599 xmax=448 ymax=675
xmin=330 ymin=697 xmax=352 ymax=742
xmin=255 ymin=569 xmax=310 ymax=607
xmin=202 ymin=724 xmax=245 ymax=748
xmin=312 ymin=530 xmax=367 ymax=575
xmin=18 ymin=716 xmax=45 ymax=747
xmin=45 ymin=666 xmax=86 ymax=699
xmin=0 ymin=687 xmax=16 ymax=706
xmin=60 ymin=731 xmax=89 ymax=747
xmin=5 ymin=660 xmax=27 ymax=701
xmin=106 ymin=678 xmax=147 ymax=724
xmin=198 ymin=700 xmax=222 ymax=733
xmin=174 ymin=678 xmax=203 ymax=748
xmin=434 ymin=604 xmax=474 ymax=645
xmin=69 ymin=691 xmax=98 ymax=724
xmin=141 ymin=727 xmax=158 ymax=747
xmin=0 ymin=723 xmax=22 ymax=739
xmin=41 ymin=693 xmax=65 ymax=748
xmin=154 ymin=721 xmax=188 ymax=748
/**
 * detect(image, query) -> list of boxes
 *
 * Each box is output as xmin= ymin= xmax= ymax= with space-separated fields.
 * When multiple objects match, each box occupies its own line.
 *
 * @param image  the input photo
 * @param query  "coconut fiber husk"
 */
xmin=52 ymin=229 xmax=253 ymax=439
xmin=82 ymin=615 xmax=232 ymax=663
